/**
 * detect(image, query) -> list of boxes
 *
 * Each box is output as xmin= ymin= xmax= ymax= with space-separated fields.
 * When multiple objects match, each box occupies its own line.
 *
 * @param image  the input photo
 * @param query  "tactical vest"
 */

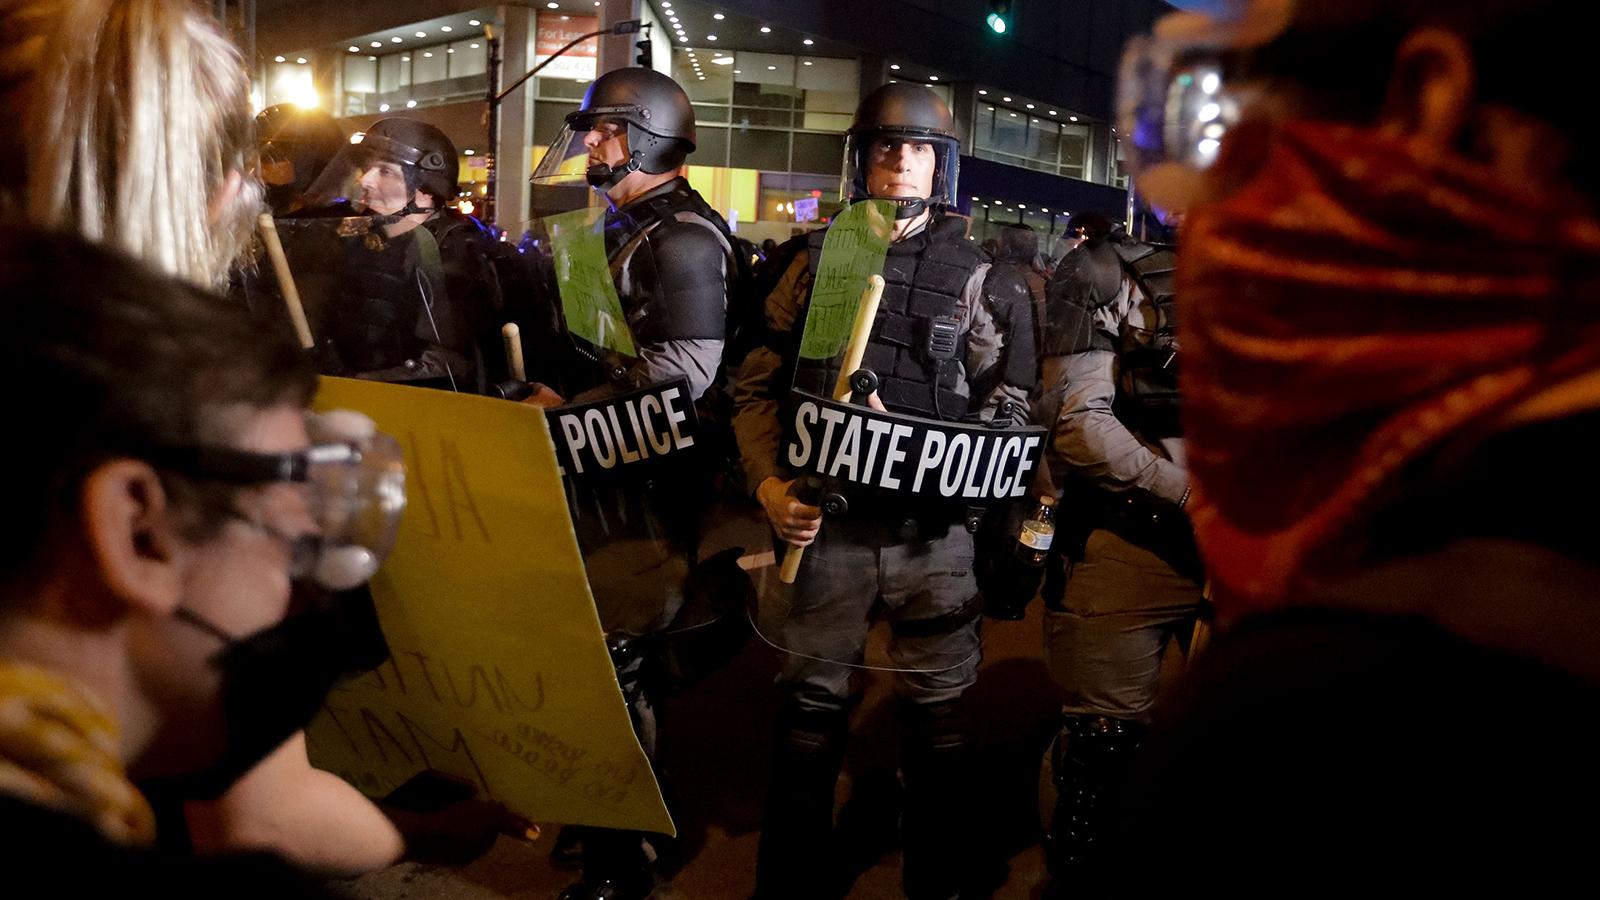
xmin=329 ymin=228 xmax=427 ymax=373
xmin=611 ymin=181 xmax=733 ymax=346
xmin=560 ymin=181 xmax=734 ymax=397
xmin=796 ymin=212 xmax=981 ymax=419
xmin=1110 ymin=241 xmax=1180 ymax=439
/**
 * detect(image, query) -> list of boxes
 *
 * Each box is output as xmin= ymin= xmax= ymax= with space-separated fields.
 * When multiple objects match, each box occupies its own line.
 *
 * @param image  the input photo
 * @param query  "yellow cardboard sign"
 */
xmin=303 ymin=377 xmax=672 ymax=835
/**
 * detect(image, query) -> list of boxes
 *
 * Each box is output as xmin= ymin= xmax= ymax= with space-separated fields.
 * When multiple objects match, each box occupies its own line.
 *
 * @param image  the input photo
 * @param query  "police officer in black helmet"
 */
xmin=525 ymin=67 xmax=742 ymax=900
xmin=297 ymin=117 xmax=501 ymax=392
xmin=733 ymin=83 xmax=1036 ymax=900
xmin=527 ymin=65 xmax=733 ymax=407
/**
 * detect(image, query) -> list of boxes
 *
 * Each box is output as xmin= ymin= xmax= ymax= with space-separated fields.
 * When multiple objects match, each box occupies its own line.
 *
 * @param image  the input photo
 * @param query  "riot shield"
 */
xmin=759 ymin=200 xmax=1048 ymax=674
xmin=519 ymin=187 xmax=746 ymax=677
xmin=271 ymin=214 xmax=476 ymax=392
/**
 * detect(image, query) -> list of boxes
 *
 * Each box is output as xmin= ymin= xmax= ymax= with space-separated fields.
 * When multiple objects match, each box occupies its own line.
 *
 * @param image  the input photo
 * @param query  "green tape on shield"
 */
xmin=798 ymin=199 xmax=896 ymax=360
xmin=547 ymin=207 xmax=637 ymax=358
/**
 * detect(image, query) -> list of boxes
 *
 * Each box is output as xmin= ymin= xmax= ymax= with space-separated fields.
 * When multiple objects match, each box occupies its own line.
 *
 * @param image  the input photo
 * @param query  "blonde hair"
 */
xmin=0 ymin=0 xmax=260 ymax=287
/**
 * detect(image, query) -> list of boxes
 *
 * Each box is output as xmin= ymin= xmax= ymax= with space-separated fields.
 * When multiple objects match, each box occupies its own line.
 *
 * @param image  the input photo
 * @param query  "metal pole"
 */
xmin=484 ymin=26 xmax=503 ymax=228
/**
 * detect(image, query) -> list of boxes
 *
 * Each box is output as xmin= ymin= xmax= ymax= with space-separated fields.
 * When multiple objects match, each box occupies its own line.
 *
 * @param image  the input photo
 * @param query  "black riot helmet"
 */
xmin=255 ymin=104 xmax=346 ymax=216
xmin=354 ymin=117 xmax=460 ymax=206
xmin=843 ymin=83 xmax=961 ymax=219
xmin=534 ymin=67 xmax=697 ymax=192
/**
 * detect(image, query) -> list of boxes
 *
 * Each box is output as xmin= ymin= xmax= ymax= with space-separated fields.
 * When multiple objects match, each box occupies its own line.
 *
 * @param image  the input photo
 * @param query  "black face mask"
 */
xmin=147 ymin=584 xmax=391 ymax=800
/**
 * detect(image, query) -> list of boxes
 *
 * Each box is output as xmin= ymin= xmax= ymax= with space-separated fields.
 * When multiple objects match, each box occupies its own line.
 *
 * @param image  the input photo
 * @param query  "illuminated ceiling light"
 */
xmin=391 ymin=36 xmax=403 ymax=43
xmin=707 ymin=34 xmax=718 ymax=40
xmin=1041 ymin=207 xmax=1049 ymax=212
xmin=1201 ymin=72 xmax=1222 ymax=94
xmin=370 ymin=41 xmax=381 ymax=47
xmin=760 ymin=26 xmax=772 ymax=33
xmin=274 ymin=55 xmax=285 ymax=62
xmin=1026 ymin=103 xmax=1034 ymax=109
xmin=889 ymin=64 xmax=900 ymax=70
xmin=441 ymin=25 xmax=452 ymax=32
xmin=972 ymin=196 xmax=980 ymax=201
xmin=929 ymin=75 xmax=939 ymax=81
xmin=447 ymin=48 xmax=455 ymax=53
xmin=401 ymin=56 xmax=410 ymax=61
xmin=1068 ymin=115 xmax=1078 ymax=122
xmin=803 ymin=60 xmax=813 ymax=66
xmin=1019 ymin=204 xmax=1027 ymax=209
xmin=367 ymin=55 xmax=376 ymax=60
xmin=661 ymin=1 xmax=671 ymax=6
xmin=469 ymin=19 xmax=481 ymax=26
xmin=803 ymin=38 xmax=814 ymax=45
xmin=978 ymin=89 xmax=987 ymax=95
xmin=348 ymin=46 xmax=360 ymax=52
xmin=679 ymin=36 xmax=688 ymax=42
xmin=669 ymin=16 xmax=679 ymax=23
xmin=416 ymin=31 xmax=426 ymax=37
xmin=734 ymin=69 xmax=741 ymax=73
xmin=561 ymin=14 xmax=570 ymax=20
xmin=423 ymin=51 xmax=433 ymax=58
xmin=712 ymin=56 xmax=733 ymax=65
xmin=987 ymin=106 xmax=995 ymax=110
xmin=767 ymin=65 xmax=776 ymax=70
xmin=378 ymin=103 xmax=390 ymax=111
xmin=546 ymin=2 xmax=558 ymax=8
xmin=1009 ymin=112 xmax=1017 ymax=117
xmin=713 ymin=12 xmax=725 ymax=19
xmin=406 ymin=99 xmax=417 ymax=108
xmin=464 ymin=149 xmax=475 ymax=155
xmin=470 ymin=42 xmax=480 ymax=48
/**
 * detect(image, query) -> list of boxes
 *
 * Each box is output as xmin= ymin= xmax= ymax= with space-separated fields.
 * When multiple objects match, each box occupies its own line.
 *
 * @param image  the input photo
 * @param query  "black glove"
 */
xmin=972 ymin=505 xmax=1046 ymax=621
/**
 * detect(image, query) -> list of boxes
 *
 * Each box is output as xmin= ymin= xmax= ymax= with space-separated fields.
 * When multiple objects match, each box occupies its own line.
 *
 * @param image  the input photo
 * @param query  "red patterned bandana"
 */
xmin=1180 ymin=120 xmax=1600 ymax=617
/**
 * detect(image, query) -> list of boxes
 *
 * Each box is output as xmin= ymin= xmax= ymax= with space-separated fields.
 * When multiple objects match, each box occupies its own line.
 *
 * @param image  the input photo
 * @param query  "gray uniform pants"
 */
xmin=1044 ymin=528 xmax=1204 ymax=719
xmin=771 ymin=520 xmax=983 ymax=711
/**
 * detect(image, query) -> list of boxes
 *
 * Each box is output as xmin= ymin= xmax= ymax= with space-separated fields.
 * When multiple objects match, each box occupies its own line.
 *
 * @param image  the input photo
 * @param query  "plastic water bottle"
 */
xmin=1015 ymin=496 xmax=1056 ymax=566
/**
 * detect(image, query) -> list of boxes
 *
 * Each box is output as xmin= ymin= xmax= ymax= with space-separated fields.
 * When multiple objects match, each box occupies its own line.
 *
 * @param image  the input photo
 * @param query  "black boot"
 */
xmin=898 ymin=699 xmax=973 ymax=900
xmin=558 ymin=827 xmax=654 ymax=900
xmin=754 ymin=696 xmax=849 ymax=900
xmin=1044 ymin=714 xmax=1146 ymax=885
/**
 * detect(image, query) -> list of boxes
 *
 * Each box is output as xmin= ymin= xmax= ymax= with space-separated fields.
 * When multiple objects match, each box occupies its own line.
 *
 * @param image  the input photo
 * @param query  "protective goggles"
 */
xmin=1113 ymin=0 xmax=1295 ymax=192
xmin=150 ymin=410 xmax=406 ymax=590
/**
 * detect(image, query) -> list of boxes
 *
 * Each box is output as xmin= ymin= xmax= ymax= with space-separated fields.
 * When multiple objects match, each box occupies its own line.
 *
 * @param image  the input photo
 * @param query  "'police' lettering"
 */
xmin=549 ymin=380 xmax=700 ymax=479
xmin=782 ymin=392 xmax=1045 ymax=504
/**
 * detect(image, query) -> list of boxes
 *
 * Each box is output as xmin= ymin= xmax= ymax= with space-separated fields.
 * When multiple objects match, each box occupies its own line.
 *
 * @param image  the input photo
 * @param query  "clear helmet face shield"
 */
xmin=531 ymin=108 xmax=654 ymax=198
xmin=528 ymin=112 xmax=626 ymax=227
xmin=840 ymin=130 xmax=961 ymax=218
xmin=302 ymin=132 xmax=437 ymax=217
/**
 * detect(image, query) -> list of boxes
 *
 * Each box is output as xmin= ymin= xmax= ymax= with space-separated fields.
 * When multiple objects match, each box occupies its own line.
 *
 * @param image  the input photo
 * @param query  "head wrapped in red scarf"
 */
xmin=1182 ymin=119 xmax=1600 ymax=617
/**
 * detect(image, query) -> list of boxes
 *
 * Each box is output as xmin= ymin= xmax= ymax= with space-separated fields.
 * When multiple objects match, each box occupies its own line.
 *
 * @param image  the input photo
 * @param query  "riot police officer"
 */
xmin=1034 ymin=207 xmax=1202 ymax=888
xmin=732 ymin=82 xmax=1036 ymax=900
xmin=299 ymin=117 xmax=500 ymax=392
xmin=525 ymin=67 xmax=741 ymax=900
xmin=255 ymin=103 xmax=346 ymax=217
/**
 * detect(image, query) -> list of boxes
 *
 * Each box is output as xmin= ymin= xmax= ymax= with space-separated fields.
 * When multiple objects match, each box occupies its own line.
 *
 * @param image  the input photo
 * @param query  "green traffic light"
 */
xmin=987 ymin=12 xmax=1008 ymax=33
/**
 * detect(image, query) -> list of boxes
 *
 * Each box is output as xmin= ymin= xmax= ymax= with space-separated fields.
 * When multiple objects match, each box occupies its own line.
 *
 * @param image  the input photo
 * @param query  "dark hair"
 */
xmin=0 ymin=228 xmax=317 ymax=578
xmin=1241 ymin=0 xmax=1595 ymax=197
xmin=994 ymin=223 xmax=1038 ymax=263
